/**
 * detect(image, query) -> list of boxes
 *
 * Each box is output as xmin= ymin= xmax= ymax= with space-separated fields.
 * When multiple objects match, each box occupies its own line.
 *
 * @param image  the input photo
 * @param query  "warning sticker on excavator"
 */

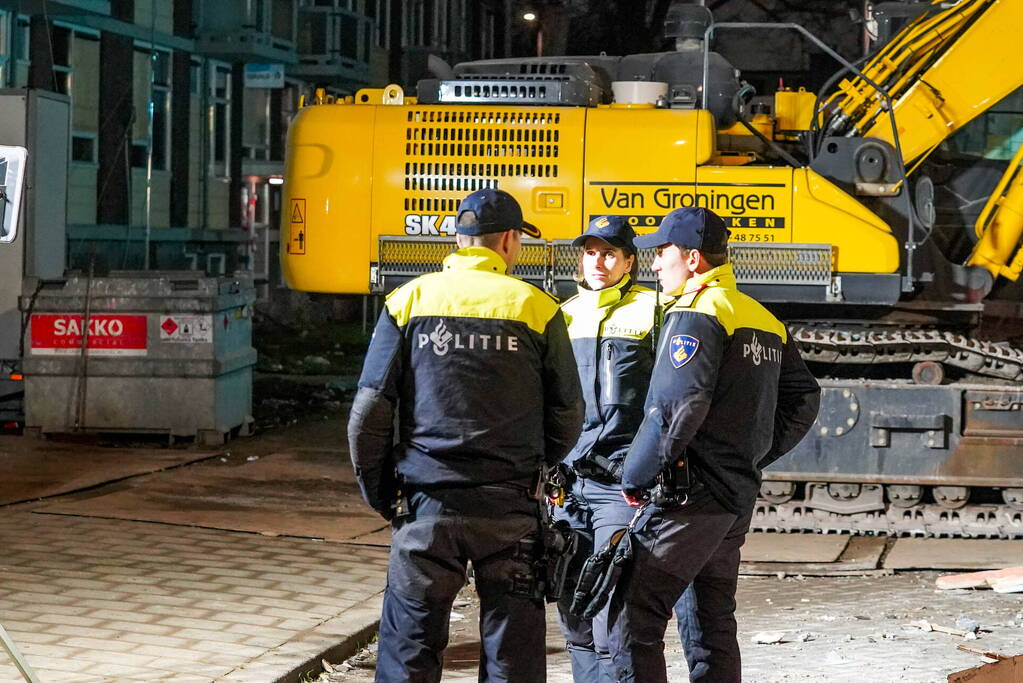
xmin=289 ymin=199 xmax=306 ymax=255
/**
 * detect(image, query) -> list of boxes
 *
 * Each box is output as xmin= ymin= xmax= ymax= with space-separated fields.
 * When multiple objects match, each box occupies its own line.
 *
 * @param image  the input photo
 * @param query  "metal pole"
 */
xmin=0 ymin=623 xmax=42 ymax=683
xmin=143 ymin=10 xmax=157 ymax=270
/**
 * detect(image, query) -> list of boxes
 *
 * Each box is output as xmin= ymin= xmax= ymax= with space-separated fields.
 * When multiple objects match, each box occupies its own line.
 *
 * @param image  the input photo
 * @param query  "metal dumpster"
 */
xmin=21 ymin=271 xmax=256 ymax=444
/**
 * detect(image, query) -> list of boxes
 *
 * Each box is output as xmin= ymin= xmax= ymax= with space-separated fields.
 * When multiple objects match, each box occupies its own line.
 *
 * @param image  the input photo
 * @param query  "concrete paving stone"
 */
xmin=62 ymin=635 xmax=138 ymax=651
xmin=51 ymin=577 xmax=113 ymax=591
xmin=238 ymin=563 xmax=303 ymax=574
xmin=172 ymin=627 xmax=256 ymax=644
xmin=104 ymin=619 xmax=177 ymax=635
xmin=85 ymin=608 xmax=159 ymax=623
xmin=275 ymin=618 xmax=322 ymax=631
xmin=193 ymin=600 xmax=262 ymax=614
xmin=0 ymin=619 xmax=38 ymax=632
xmin=0 ymin=631 xmax=60 ymax=645
xmin=200 ymin=576 xmax=278 ymax=590
xmin=144 ymin=604 xmax=214 ymax=619
xmin=61 ymin=587 xmax=131 ymax=601
xmin=164 ymin=579 xmax=232 ymax=592
xmin=0 ymin=580 xmax=54 ymax=594
xmin=261 ymin=606 xmax=332 ymax=621
xmin=242 ymin=635 xmax=291 ymax=649
xmin=0 ymin=590 xmax=74 ymax=605
xmin=227 ymin=585 xmax=293 ymax=599
xmin=176 ymin=589 xmax=262 ymax=602
xmin=225 ymin=622 xmax=294 ymax=639
xmin=78 ymin=598 xmax=147 ymax=612
xmin=157 ymin=615 xmax=227 ymax=630
xmin=30 ymin=668 xmax=107 ymax=683
xmin=75 ymin=648 xmax=159 ymax=667
xmin=31 ymin=612 xmax=102 ymax=627
xmin=137 ymin=594 xmax=199 ymax=607
xmin=120 ymin=631 xmax=192 ymax=648
xmin=0 ymin=606 xmax=36 ymax=621
xmin=83 ymin=661 xmax=174 ymax=678
xmin=16 ymin=642 xmax=87 ymax=660
xmin=237 ymin=595 xmax=305 ymax=611
xmin=133 ymin=643 xmax=215 ymax=662
xmin=207 ymin=611 xmax=280 ymax=626
xmin=189 ymin=640 xmax=268 ymax=658
xmin=194 ymin=567 xmax=258 ymax=579
xmin=48 ymin=624 xmax=120 ymax=639
xmin=145 ymin=657 xmax=235 ymax=676
xmin=151 ymin=569 xmax=219 ymax=581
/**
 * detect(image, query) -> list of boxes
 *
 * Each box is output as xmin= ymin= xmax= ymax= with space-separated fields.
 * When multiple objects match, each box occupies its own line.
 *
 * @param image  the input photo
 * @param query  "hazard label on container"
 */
xmin=30 ymin=314 xmax=148 ymax=356
xmin=289 ymin=198 xmax=306 ymax=255
xmin=159 ymin=315 xmax=213 ymax=343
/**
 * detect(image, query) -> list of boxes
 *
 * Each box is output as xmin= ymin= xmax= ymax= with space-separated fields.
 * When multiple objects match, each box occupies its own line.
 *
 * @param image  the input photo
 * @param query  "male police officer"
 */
xmin=347 ymin=188 xmax=583 ymax=682
xmin=607 ymin=206 xmax=820 ymax=682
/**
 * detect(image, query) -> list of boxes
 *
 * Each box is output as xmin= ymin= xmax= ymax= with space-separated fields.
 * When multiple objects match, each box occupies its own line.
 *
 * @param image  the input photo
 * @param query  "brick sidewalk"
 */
xmin=0 ymin=511 xmax=387 ymax=682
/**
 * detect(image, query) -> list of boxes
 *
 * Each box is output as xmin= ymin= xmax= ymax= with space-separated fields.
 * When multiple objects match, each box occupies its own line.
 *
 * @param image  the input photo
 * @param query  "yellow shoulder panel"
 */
xmin=386 ymin=270 xmax=559 ymax=334
xmin=678 ymin=287 xmax=788 ymax=342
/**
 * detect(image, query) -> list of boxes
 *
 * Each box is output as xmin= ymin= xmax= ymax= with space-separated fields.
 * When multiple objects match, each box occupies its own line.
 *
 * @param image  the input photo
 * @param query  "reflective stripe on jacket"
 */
xmin=351 ymin=246 xmax=583 ymax=493
xmin=622 ymin=263 xmax=821 ymax=513
xmin=560 ymin=275 xmax=657 ymax=470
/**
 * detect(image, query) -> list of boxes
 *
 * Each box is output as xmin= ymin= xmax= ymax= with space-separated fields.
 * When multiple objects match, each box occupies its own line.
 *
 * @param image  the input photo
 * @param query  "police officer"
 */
xmin=347 ymin=188 xmax=583 ymax=682
xmin=556 ymin=216 xmax=658 ymax=681
xmin=606 ymin=207 xmax=821 ymax=683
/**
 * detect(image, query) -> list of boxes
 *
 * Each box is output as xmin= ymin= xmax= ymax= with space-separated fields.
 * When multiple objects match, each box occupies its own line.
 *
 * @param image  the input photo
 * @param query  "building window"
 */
xmin=271 ymin=0 xmax=295 ymax=43
xmin=72 ymin=134 xmax=96 ymax=163
xmin=13 ymin=15 xmax=28 ymax=87
xmin=210 ymin=62 xmax=232 ymax=178
xmin=132 ymin=46 xmax=171 ymax=172
xmin=243 ymin=86 xmax=271 ymax=161
xmin=47 ymin=24 xmax=101 ymax=166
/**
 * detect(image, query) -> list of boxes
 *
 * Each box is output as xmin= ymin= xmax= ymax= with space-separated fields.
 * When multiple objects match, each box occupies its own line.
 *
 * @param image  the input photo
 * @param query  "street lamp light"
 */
xmin=523 ymin=11 xmax=536 ymax=21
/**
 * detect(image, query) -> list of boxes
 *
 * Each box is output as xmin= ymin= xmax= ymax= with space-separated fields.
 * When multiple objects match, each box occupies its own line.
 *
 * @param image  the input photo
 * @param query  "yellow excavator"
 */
xmin=281 ymin=0 xmax=1023 ymax=536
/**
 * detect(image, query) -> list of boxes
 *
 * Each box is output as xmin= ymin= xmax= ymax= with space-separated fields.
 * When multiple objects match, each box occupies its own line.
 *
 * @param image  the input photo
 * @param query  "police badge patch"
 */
xmin=669 ymin=334 xmax=700 ymax=369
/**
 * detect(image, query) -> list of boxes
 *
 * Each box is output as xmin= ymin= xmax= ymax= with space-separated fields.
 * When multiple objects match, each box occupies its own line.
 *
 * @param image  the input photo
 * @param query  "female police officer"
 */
xmin=555 ymin=215 xmax=659 ymax=681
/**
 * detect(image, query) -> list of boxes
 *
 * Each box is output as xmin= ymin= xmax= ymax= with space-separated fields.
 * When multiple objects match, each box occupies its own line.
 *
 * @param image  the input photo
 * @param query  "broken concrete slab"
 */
xmin=885 ymin=539 xmax=1023 ymax=570
xmin=34 ymin=448 xmax=388 ymax=543
xmin=947 ymin=654 xmax=1023 ymax=683
xmin=937 ymin=567 xmax=1023 ymax=590
xmin=740 ymin=532 xmax=849 ymax=563
xmin=740 ymin=535 xmax=887 ymax=576
xmin=0 ymin=438 xmax=218 ymax=505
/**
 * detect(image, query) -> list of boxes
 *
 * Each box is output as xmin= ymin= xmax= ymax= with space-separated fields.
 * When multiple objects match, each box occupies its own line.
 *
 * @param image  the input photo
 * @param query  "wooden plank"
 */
xmin=937 ymin=567 xmax=1023 ymax=590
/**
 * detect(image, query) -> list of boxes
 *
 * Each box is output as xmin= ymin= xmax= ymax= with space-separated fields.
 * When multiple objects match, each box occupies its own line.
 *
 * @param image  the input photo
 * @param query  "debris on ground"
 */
xmin=907 ymin=619 xmax=967 ymax=637
xmin=956 ymin=644 xmax=1010 ymax=664
xmin=751 ymin=631 xmax=788 ymax=644
xmin=956 ymin=616 xmax=982 ymax=634
xmin=936 ymin=567 xmax=1023 ymax=591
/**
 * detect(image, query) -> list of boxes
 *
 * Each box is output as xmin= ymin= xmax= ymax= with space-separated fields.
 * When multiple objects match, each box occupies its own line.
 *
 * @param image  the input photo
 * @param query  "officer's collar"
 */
xmin=673 ymin=263 xmax=735 ymax=297
xmin=576 ymin=274 xmax=633 ymax=308
xmin=443 ymin=246 xmax=508 ymax=274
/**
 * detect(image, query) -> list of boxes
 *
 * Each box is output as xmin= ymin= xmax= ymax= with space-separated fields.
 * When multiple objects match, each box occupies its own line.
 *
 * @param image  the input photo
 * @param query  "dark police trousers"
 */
xmin=606 ymin=485 xmax=754 ymax=683
xmin=377 ymin=486 xmax=545 ymax=683
xmin=555 ymin=476 xmax=704 ymax=683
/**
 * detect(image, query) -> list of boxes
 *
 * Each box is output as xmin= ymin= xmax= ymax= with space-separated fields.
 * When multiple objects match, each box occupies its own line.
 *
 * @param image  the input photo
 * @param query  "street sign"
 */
xmin=244 ymin=63 xmax=285 ymax=89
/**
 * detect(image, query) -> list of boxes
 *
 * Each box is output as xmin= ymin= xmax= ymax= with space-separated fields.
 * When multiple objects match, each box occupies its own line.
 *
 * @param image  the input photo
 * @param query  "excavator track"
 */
xmin=752 ymin=497 xmax=1023 ymax=539
xmin=790 ymin=325 xmax=1023 ymax=381
xmin=754 ymin=325 xmax=1023 ymax=537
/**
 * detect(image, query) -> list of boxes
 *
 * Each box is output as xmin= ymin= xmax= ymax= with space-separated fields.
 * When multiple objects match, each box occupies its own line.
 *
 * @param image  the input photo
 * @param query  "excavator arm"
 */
xmin=967 ymin=142 xmax=1023 ymax=280
xmin=823 ymin=0 xmax=1023 ymax=167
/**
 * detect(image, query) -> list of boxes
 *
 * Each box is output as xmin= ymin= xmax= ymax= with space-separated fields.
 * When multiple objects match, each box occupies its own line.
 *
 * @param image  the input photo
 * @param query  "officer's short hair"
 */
xmin=456 ymin=231 xmax=507 ymax=250
xmin=680 ymin=247 xmax=728 ymax=268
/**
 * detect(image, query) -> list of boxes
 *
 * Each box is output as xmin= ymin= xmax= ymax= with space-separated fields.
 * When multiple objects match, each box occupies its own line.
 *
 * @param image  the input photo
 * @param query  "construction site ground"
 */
xmin=1 ymin=386 xmax=1022 ymax=682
